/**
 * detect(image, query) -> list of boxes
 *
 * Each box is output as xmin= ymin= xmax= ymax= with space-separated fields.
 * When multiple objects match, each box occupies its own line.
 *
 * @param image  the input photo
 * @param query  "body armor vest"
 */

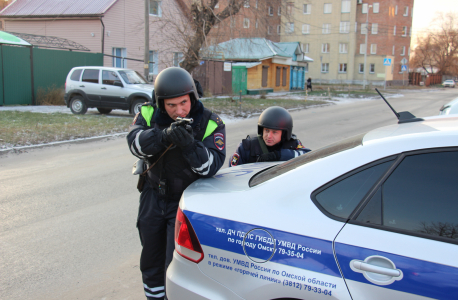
xmin=242 ymin=134 xmax=298 ymax=164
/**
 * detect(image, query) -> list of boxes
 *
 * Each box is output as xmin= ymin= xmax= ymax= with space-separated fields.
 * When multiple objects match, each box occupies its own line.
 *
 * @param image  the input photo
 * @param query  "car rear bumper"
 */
xmin=166 ymin=251 xmax=242 ymax=300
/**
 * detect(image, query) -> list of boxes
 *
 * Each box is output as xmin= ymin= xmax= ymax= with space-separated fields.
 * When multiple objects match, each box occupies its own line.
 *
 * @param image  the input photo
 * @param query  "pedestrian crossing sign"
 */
xmin=401 ymin=65 xmax=408 ymax=71
xmin=383 ymin=58 xmax=392 ymax=66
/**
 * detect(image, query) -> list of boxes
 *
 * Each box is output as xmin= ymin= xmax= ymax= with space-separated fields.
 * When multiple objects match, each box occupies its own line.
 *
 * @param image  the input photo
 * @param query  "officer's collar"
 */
xmin=155 ymin=100 xmax=204 ymax=128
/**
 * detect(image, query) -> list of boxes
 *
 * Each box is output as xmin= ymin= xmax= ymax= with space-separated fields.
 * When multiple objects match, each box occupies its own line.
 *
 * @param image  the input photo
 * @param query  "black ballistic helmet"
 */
xmin=258 ymin=106 xmax=293 ymax=140
xmin=154 ymin=67 xmax=199 ymax=110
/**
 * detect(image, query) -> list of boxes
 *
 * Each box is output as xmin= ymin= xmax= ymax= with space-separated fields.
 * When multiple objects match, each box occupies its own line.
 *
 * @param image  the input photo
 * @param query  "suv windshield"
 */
xmin=249 ymin=133 xmax=365 ymax=187
xmin=118 ymin=70 xmax=148 ymax=84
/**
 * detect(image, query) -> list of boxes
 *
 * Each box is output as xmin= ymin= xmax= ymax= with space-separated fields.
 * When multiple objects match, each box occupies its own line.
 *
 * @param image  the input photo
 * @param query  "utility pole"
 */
xmin=144 ymin=0 xmax=150 ymax=80
xmin=363 ymin=4 xmax=372 ymax=89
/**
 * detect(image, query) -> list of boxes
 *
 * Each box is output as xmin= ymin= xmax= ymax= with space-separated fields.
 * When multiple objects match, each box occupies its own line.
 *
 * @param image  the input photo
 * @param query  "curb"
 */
xmin=0 ymin=132 xmax=128 ymax=155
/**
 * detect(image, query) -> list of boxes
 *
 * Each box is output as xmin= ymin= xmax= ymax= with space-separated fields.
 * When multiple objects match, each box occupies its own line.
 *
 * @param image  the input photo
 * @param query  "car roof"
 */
xmin=71 ymin=66 xmax=133 ymax=71
xmin=363 ymin=115 xmax=458 ymax=144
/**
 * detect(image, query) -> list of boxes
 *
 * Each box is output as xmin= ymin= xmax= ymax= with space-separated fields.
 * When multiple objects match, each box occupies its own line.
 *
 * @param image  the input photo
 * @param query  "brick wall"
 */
xmin=355 ymin=0 xmax=413 ymax=82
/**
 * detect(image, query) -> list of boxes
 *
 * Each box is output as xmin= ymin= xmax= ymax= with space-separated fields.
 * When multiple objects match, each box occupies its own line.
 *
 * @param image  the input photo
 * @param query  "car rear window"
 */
xmin=70 ymin=69 xmax=82 ymax=81
xmin=249 ymin=133 xmax=365 ymax=187
xmin=82 ymin=69 xmax=99 ymax=84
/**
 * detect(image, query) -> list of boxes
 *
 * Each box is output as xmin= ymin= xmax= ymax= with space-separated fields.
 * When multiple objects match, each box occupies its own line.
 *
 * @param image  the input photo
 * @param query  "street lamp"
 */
xmin=363 ymin=4 xmax=372 ymax=89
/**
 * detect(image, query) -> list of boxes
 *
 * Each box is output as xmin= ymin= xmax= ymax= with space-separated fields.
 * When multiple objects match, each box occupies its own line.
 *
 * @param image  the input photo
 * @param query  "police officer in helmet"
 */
xmin=229 ymin=106 xmax=309 ymax=166
xmin=127 ymin=67 xmax=226 ymax=299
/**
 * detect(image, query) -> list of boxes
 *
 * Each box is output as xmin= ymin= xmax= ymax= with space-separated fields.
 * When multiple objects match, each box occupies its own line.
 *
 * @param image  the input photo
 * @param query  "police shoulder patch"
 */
xmin=214 ymin=132 xmax=225 ymax=150
xmin=231 ymin=153 xmax=240 ymax=166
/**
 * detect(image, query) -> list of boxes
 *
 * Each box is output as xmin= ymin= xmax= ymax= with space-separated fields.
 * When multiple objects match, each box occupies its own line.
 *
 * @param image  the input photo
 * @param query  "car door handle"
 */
xmin=79 ymin=85 xmax=85 ymax=88
xmin=352 ymin=260 xmax=401 ymax=277
xmin=101 ymin=87 xmax=107 ymax=90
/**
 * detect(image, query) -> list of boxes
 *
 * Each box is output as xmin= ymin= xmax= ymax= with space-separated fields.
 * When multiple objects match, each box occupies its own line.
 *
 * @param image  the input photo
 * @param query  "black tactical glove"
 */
xmin=257 ymin=151 xmax=280 ymax=162
xmin=169 ymin=125 xmax=194 ymax=149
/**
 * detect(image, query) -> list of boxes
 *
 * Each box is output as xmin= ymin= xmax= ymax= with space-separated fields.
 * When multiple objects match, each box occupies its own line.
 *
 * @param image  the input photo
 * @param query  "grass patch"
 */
xmin=201 ymin=97 xmax=329 ymax=117
xmin=37 ymin=85 xmax=66 ymax=105
xmin=0 ymin=111 xmax=131 ymax=147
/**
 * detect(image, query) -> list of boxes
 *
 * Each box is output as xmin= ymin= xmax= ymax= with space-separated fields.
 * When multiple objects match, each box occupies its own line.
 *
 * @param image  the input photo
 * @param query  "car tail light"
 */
xmin=175 ymin=208 xmax=204 ymax=263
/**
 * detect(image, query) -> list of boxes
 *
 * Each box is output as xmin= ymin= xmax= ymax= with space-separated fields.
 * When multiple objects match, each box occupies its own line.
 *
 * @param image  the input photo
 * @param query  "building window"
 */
xmin=324 ymin=3 xmax=332 ymax=14
xmin=392 ymin=46 xmax=395 ymax=55
xmin=277 ymin=25 xmax=281 ymax=34
xmin=303 ymin=43 xmax=310 ymax=53
xmin=304 ymin=64 xmax=309 ymax=72
xmin=149 ymin=50 xmax=158 ymax=75
xmin=340 ymin=21 xmax=350 ymax=33
xmin=149 ymin=0 xmax=162 ymax=16
xmin=322 ymin=23 xmax=331 ymax=34
xmin=255 ymin=0 xmax=258 ymax=9
xmin=341 ymin=0 xmax=350 ymax=13
xmin=215 ymin=2 xmax=219 ymax=8
xmin=267 ymin=25 xmax=272 ymax=34
xmin=371 ymin=44 xmax=377 ymax=54
xmin=243 ymin=18 xmax=250 ymax=28
xmin=322 ymin=43 xmax=330 ymax=53
xmin=278 ymin=6 xmax=281 ymax=15
xmin=255 ymin=19 xmax=258 ymax=28
xmin=287 ymin=3 xmax=293 ymax=15
xmin=268 ymin=6 xmax=273 ymax=16
xmin=244 ymin=0 xmax=250 ymax=8
xmin=359 ymin=63 xmax=364 ymax=73
xmin=395 ymin=5 xmax=398 ymax=15
xmin=401 ymin=46 xmax=406 ymax=56
xmin=393 ymin=25 xmax=396 ymax=35
xmin=362 ymin=3 xmax=368 ymax=13
xmin=303 ymin=4 xmax=311 ymax=14
xmin=112 ymin=48 xmax=127 ymax=68
xmin=402 ymin=26 xmax=407 ymax=36
xmin=173 ymin=52 xmax=183 ymax=67
xmin=360 ymin=44 xmax=366 ymax=54
xmin=361 ymin=23 xmax=368 ymax=34
xmin=230 ymin=17 xmax=236 ymax=28
xmin=355 ymin=22 xmax=358 ymax=32
xmin=285 ymin=22 xmax=294 ymax=33
xmin=373 ymin=3 xmax=379 ymax=13
xmin=339 ymin=63 xmax=347 ymax=73
xmin=372 ymin=23 xmax=378 ymax=34
xmin=370 ymin=63 xmax=375 ymax=73
xmin=302 ymin=24 xmax=310 ymax=34
xmin=321 ymin=63 xmax=329 ymax=73
xmin=404 ymin=6 xmax=409 ymax=16
xmin=339 ymin=43 xmax=348 ymax=53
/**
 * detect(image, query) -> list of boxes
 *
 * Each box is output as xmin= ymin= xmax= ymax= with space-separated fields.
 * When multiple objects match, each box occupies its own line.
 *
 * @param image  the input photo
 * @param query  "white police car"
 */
xmin=167 ymin=114 xmax=458 ymax=300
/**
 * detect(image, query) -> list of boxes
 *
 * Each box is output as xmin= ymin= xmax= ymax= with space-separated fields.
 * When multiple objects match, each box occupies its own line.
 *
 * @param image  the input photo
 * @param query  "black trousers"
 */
xmin=137 ymin=184 xmax=179 ymax=300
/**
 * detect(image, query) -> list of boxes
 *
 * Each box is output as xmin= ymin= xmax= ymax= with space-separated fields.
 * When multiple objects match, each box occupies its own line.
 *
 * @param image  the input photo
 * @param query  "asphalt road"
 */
xmin=0 ymin=89 xmax=456 ymax=300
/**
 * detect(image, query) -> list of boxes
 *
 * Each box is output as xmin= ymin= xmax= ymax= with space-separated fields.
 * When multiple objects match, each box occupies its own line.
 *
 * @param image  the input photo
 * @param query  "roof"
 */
xmin=363 ymin=115 xmax=458 ymax=144
xmin=203 ymin=38 xmax=291 ymax=61
xmin=277 ymin=42 xmax=313 ymax=62
xmin=0 ymin=30 xmax=30 ymax=46
xmin=0 ymin=0 xmax=117 ymax=18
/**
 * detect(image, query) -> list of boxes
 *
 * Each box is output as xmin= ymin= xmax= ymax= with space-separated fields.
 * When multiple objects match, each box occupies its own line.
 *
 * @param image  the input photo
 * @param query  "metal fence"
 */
xmin=0 ymin=45 xmax=102 ymax=106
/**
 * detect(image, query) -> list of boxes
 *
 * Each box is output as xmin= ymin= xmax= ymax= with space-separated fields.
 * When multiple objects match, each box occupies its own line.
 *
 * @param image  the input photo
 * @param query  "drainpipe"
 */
xmin=100 ymin=17 xmax=105 ymax=57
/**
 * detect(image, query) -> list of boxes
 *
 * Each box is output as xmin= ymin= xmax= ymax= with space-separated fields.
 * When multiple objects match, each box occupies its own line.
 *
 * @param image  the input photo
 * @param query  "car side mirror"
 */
xmin=114 ymin=81 xmax=123 ymax=87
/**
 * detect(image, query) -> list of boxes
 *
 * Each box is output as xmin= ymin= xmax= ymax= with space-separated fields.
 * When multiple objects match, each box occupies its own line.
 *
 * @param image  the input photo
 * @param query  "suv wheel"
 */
xmin=131 ymin=99 xmax=145 ymax=115
xmin=97 ymin=108 xmax=112 ymax=114
xmin=70 ymin=96 xmax=88 ymax=115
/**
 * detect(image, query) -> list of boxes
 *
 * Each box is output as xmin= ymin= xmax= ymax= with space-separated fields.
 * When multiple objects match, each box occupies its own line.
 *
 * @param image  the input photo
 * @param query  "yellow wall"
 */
xmin=247 ymin=59 xmax=290 ymax=91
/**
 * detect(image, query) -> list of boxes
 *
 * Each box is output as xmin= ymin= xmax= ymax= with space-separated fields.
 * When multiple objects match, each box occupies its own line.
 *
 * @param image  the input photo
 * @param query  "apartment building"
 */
xmin=280 ymin=0 xmax=414 ymax=85
xmin=206 ymin=0 xmax=282 ymax=45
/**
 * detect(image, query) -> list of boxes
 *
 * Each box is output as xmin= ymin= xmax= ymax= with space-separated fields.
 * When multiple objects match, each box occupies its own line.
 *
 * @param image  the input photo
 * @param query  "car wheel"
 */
xmin=131 ymin=99 xmax=145 ymax=115
xmin=97 ymin=108 xmax=112 ymax=114
xmin=70 ymin=96 xmax=88 ymax=115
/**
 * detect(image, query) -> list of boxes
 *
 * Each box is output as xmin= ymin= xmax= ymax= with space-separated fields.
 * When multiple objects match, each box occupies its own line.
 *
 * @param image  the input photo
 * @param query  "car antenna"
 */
xmin=375 ymin=88 xmax=424 ymax=124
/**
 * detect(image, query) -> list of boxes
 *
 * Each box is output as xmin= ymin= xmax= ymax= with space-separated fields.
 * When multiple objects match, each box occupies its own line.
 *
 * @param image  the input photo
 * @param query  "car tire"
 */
xmin=70 ymin=96 xmax=88 ymax=115
xmin=97 ymin=108 xmax=112 ymax=114
xmin=131 ymin=99 xmax=145 ymax=115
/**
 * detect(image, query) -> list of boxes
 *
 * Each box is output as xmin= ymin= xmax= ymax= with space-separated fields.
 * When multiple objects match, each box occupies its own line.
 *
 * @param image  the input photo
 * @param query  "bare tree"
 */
xmin=410 ymin=13 xmax=458 ymax=75
xmin=149 ymin=0 xmax=296 ymax=74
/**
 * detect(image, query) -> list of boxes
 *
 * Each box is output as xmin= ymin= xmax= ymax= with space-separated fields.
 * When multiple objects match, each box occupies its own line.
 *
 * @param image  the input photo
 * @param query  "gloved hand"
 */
xmin=163 ymin=122 xmax=194 ymax=149
xmin=257 ymin=151 xmax=280 ymax=162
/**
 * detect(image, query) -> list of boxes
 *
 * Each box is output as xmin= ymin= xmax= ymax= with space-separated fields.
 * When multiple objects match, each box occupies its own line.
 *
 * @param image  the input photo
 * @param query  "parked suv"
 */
xmin=64 ymin=67 xmax=154 ymax=115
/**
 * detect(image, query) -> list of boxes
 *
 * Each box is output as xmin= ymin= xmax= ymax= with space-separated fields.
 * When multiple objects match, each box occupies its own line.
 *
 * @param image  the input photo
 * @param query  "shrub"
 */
xmin=37 ymin=85 xmax=65 ymax=105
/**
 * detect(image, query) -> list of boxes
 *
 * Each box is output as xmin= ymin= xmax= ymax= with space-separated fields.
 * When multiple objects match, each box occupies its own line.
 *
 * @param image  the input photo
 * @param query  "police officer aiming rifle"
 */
xmin=127 ymin=67 xmax=226 ymax=300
